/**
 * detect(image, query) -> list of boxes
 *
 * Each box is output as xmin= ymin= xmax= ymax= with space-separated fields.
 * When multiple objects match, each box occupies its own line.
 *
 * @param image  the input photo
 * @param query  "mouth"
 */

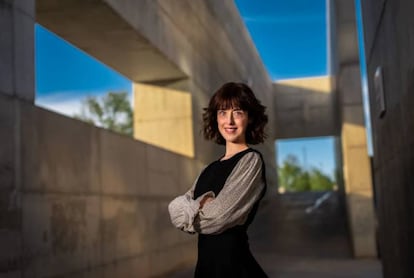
xmin=224 ymin=127 xmax=237 ymax=134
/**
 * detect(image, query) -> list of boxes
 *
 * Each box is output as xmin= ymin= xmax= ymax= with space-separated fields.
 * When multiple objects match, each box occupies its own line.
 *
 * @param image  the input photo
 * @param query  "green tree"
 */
xmin=278 ymin=154 xmax=335 ymax=192
xmin=74 ymin=91 xmax=133 ymax=136
xmin=308 ymin=168 xmax=335 ymax=191
xmin=278 ymin=154 xmax=310 ymax=192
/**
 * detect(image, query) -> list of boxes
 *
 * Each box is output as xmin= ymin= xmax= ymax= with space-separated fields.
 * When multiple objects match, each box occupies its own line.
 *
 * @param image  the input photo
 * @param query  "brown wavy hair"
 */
xmin=202 ymin=82 xmax=268 ymax=145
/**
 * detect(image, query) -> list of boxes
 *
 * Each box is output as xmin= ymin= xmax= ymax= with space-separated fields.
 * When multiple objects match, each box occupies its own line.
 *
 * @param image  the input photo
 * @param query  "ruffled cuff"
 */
xmin=168 ymin=191 xmax=215 ymax=233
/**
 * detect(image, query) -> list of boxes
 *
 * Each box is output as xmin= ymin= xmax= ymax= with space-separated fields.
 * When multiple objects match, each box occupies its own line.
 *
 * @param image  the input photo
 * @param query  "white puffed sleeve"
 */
xmin=168 ymin=189 xmax=215 ymax=233
xmin=194 ymin=152 xmax=265 ymax=234
xmin=168 ymin=151 xmax=265 ymax=235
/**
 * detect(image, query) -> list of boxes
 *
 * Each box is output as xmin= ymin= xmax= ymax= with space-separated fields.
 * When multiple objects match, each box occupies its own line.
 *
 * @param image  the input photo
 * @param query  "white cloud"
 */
xmin=35 ymin=92 xmax=83 ymax=118
xmin=35 ymin=90 xmax=134 ymax=124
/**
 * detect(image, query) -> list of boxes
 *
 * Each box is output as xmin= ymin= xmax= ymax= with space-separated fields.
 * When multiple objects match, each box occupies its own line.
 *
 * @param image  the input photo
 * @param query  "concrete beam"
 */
xmin=335 ymin=0 xmax=361 ymax=64
xmin=273 ymin=76 xmax=337 ymax=139
xmin=36 ymin=0 xmax=186 ymax=83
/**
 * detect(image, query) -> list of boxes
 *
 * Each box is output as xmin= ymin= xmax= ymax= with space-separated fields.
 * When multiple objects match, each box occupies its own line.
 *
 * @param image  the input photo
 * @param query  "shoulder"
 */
xmin=244 ymin=148 xmax=263 ymax=161
xmin=239 ymin=149 xmax=263 ymax=167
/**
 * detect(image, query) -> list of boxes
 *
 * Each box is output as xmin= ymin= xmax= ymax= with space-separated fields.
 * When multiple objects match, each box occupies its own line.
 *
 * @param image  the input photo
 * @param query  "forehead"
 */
xmin=216 ymin=98 xmax=241 ymax=109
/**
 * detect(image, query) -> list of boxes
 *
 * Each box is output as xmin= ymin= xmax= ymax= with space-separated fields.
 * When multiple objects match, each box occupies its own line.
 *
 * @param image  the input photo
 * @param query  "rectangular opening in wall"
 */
xmin=276 ymin=136 xmax=337 ymax=193
xmin=35 ymin=24 xmax=134 ymax=137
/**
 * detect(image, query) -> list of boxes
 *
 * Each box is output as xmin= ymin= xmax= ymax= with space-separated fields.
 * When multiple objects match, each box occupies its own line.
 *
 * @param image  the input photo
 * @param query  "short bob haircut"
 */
xmin=202 ymin=82 xmax=268 ymax=145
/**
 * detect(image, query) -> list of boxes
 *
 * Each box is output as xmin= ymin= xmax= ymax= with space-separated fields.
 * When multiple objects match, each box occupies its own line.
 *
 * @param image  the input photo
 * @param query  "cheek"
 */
xmin=241 ymin=118 xmax=249 ymax=129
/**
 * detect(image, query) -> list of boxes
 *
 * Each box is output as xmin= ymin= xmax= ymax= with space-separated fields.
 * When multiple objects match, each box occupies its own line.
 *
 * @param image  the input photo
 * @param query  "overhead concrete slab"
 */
xmin=36 ymin=0 xmax=186 ymax=83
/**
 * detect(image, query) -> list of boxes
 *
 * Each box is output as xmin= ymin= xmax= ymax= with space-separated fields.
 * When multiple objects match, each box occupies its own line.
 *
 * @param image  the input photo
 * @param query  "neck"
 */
xmin=224 ymin=142 xmax=249 ymax=158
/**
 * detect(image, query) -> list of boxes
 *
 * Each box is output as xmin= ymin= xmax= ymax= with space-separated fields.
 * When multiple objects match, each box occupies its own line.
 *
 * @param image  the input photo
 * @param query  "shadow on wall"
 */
xmin=6 ymin=103 xmax=203 ymax=276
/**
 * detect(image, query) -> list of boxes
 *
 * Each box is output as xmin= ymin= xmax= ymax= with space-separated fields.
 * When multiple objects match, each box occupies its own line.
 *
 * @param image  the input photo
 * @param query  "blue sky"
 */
xmin=276 ymin=137 xmax=336 ymax=174
xmin=235 ymin=0 xmax=327 ymax=80
xmin=36 ymin=27 xmax=131 ymax=96
xmin=35 ymin=26 xmax=132 ymax=115
xmin=34 ymin=0 xmax=360 ymax=179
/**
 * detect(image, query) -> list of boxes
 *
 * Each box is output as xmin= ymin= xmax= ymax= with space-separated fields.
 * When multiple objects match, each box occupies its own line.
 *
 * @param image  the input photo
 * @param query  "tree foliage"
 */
xmin=278 ymin=154 xmax=335 ymax=192
xmin=74 ymin=91 xmax=133 ymax=136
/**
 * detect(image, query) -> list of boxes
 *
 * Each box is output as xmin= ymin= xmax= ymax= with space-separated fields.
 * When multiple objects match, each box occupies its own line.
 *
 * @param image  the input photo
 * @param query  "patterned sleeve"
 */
xmin=193 ymin=151 xmax=265 ymax=234
xmin=168 ymin=171 xmax=215 ymax=233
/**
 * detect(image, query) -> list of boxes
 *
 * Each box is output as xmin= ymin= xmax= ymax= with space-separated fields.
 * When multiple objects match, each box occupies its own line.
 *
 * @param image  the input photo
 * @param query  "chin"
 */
xmin=226 ymin=137 xmax=245 ymax=144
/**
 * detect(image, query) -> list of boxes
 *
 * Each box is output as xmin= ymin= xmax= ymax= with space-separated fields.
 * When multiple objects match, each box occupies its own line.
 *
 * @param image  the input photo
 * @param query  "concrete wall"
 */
xmin=361 ymin=0 xmax=414 ymax=276
xmin=273 ymin=76 xmax=337 ymax=139
xmin=1 ymin=98 xmax=203 ymax=277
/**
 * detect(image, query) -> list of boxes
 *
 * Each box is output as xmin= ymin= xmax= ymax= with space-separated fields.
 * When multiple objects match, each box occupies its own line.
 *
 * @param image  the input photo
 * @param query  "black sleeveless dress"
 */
xmin=193 ymin=148 xmax=267 ymax=278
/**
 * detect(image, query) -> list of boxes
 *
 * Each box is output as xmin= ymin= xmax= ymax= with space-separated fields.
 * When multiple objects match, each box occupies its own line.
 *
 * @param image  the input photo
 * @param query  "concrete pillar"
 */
xmin=340 ymin=68 xmax=377 ymax=257
xmin=0 ymin=0 xmax=35 ymax=101
xmin=0 ymin=0 xmax=35 ymax=275
xmin=333 ymin=0 xmax=377 ymax=257
xmin=133 ymin=83 xmax=195 ymax=158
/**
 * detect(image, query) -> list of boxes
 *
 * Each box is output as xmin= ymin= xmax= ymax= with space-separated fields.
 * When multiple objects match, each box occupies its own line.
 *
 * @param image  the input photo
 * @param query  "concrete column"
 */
xmin=340 ymin=66 xmax=377 ymax=257
xmin=333 ymin=0 xmax=377 ymax=257
xmin=0 ymin=0 xmax=35 ymax=101
xmin=0 ymin=0 xmax=35 ymax=275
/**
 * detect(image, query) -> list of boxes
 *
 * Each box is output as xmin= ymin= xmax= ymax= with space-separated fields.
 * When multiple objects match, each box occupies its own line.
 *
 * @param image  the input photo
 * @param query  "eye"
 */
xmin=233 ymin=110 xmax=245 ymax=117
xmin=217 ymin=110 xmax=226 ymax=117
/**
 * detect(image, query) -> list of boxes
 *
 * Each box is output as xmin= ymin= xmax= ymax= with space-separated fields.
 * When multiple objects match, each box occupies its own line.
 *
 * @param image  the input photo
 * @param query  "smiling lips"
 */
xmin=224 ymin=127 xmax=237 ymax=134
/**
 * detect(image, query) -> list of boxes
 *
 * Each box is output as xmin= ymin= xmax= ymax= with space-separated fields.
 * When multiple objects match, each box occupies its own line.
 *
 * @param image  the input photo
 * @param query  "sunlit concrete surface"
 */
xmin=133 ymin=83 xmax=195 ymax=157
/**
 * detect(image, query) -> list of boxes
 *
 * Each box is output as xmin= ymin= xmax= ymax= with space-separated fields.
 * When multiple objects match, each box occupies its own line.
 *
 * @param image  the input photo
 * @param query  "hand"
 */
xmin=200 ymin=196 xmax=214 ymax=209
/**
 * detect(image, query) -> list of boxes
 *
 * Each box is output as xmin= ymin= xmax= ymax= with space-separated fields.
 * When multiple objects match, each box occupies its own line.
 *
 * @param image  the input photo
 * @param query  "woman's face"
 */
xmin=217 ymin=108 xmax=249 ymax=144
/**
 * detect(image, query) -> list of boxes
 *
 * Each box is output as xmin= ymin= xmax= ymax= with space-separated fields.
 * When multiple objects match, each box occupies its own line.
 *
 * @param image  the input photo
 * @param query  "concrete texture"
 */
xmin=22 ymin=194 xmax=101 ymax=277
xmin=133 ymin=83 xmax=194 ymax=158
xmin=16 ymin=105 xmax=201 ymax=277
xmin=361 ymin=0 xmax=414 ymax=276
xmin=20 ymin=104 xmax=100 ymax=194
xmin=0 ymin=0 xmax=35 ymax=101
xmin=273 ymin=76 xmax=336 ymax=139
xmin=0 ymin=95 xmax=22 ymax=277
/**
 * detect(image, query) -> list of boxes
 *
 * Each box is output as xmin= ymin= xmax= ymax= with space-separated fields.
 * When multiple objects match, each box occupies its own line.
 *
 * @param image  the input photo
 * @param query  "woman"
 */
xmin=168 ymin=82 xmax=268 ymax=277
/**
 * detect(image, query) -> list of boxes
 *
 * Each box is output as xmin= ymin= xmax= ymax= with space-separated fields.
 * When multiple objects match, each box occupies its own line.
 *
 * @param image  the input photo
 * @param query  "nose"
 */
xmin=226 ymin=112 xmax=235 ymax=124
